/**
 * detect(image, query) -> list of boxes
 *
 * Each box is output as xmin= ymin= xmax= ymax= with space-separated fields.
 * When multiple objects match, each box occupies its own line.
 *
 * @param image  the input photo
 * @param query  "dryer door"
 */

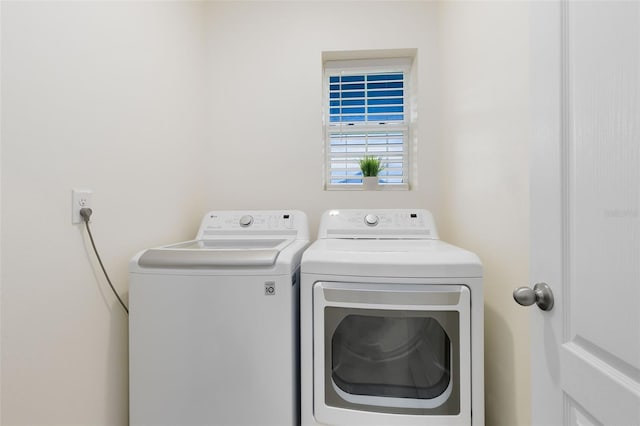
xmin=313 ymin=282 xmax=471 ymax=426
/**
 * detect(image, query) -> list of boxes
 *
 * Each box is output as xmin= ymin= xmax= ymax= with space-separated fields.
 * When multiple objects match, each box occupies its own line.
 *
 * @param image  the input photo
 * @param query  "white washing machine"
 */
xmin=129 ymin=210 xmax=309 ymax=426
xmin=300 ymin=209 xmax=484 ymax=426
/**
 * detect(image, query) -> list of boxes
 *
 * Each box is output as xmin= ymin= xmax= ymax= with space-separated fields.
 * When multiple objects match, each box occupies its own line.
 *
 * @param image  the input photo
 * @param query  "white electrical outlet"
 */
xmin=72 ymin=189 xmax=93 ymax=224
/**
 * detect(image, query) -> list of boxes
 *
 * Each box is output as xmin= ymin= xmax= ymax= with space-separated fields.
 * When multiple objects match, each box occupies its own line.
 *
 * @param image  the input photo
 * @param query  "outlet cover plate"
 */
xmin=72 ymin=189 xmax=92 ymax=224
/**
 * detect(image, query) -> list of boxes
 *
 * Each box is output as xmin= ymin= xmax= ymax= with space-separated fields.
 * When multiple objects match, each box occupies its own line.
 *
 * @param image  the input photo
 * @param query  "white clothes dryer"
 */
xmin=300 ymin=209 xmax=483 ymax=426
xmin=129 ymin=210 xmax=309 ymax=426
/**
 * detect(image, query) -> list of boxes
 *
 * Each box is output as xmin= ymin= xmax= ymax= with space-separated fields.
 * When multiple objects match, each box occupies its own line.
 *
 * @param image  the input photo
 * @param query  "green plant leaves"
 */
xmin=359 ymin=156 xmax=384 ymax=177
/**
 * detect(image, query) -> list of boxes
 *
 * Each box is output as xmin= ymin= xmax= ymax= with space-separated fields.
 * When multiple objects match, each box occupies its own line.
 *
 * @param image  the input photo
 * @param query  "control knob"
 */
xmin=239 ymin=215 xmax=253 ymax=227
xmin=364 ymin=214 xmax=379 ymax=226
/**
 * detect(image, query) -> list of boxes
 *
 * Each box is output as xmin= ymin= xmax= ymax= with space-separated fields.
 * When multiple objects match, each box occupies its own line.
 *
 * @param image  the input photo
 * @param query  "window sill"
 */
xmin=325 ymin=183 xmax=409 ymax=191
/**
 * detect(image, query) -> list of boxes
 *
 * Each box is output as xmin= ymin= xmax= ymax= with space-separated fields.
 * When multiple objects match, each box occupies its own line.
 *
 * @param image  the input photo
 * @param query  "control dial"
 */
xmin=239 ymin=215 xmax=254 ymax=227
xmin=364 ymin=214 xmax=379 ymax=226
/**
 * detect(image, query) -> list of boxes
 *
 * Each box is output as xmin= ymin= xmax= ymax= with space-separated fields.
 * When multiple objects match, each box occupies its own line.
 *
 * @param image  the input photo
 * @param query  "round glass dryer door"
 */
xmin=324 ymin=308 xmax=460 ymax=415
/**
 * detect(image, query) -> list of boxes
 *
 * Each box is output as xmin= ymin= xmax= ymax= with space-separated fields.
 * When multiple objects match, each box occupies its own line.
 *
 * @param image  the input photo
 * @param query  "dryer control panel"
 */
xmin=317 ymin=209 xmax=439 ymax=239
xmin=197 ymin=210 xmax=309 ymax=240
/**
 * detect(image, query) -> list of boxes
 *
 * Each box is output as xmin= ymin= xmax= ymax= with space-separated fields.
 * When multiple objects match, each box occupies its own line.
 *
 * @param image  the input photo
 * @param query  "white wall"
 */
xmin=438 ymin=2 xmax=531 ymax=425
xmin=1 ymin=2 xmax=208 ymax=424
xmin=204 ymin=1 xmax=443 ymax=234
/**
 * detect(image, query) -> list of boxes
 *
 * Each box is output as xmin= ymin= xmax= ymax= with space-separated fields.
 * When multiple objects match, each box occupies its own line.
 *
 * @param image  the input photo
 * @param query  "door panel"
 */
xmin=569 ymin=0 xmax=640 ymax=372
xmin=561 ymin=343 xmax=640 ymax=425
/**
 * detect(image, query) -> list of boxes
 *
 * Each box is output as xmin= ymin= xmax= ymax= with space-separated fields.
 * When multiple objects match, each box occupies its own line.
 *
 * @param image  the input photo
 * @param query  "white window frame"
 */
xmin=323 ymin=57 xmax=413 ymax=191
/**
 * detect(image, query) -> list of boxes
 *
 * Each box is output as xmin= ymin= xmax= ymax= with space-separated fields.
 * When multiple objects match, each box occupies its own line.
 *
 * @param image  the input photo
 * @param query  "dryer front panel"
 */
xmin=312 ymin=282 xmax=471 ymax=426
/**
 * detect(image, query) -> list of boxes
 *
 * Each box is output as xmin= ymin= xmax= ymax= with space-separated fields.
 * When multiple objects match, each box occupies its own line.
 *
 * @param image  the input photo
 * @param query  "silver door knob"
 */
xmin=513 ymin=282 xmax=554 ymax=311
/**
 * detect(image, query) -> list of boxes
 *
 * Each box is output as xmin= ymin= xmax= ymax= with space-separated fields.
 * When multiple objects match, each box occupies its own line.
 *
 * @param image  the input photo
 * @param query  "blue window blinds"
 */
xmin=325 ymin=60 xmax=410 ymax=187
xmin=329 ymin=73 xmax=405 ymax=124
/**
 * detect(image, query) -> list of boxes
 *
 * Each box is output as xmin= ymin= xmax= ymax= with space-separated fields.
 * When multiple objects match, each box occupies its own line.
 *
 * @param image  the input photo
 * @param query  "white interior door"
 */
xmin=529 ymin=1 xmax=640 ymax=425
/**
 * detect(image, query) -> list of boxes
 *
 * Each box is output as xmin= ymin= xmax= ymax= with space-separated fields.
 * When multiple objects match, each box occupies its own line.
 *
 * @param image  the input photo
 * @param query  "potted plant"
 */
xmin=359 ymin=156 xmax=384 ymax=190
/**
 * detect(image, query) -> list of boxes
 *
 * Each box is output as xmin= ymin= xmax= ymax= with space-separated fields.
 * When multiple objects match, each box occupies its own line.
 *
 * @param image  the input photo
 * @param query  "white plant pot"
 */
xmin=362 ymin=176 xmax=379 ymax=190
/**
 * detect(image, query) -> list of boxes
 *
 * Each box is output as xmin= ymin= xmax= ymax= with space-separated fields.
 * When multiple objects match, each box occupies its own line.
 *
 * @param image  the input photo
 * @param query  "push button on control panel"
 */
xmin=239 ymin=215 xmax=253 ymax=227
xmin=364 ymin=214 xmax=379 ymax=226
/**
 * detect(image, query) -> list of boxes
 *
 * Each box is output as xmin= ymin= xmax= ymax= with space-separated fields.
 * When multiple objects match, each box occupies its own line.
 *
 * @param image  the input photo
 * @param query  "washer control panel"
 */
xmin=196 ymin=210 xmax=308 ymax=239
xmin=318 ymin=209 xmax=438 ymax=239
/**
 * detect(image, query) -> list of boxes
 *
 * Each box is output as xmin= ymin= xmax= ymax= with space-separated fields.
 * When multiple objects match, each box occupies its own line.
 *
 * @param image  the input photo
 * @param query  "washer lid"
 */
xmin=137 ymin=238 xmax=293 ymax=269
xmin=132 ymin=210 xmax=309 ymax=270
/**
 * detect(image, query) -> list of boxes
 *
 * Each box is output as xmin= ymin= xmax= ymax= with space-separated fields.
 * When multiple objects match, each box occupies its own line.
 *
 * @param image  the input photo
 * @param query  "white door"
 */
xmin=528 ymin=1 xmax=640 ymax=425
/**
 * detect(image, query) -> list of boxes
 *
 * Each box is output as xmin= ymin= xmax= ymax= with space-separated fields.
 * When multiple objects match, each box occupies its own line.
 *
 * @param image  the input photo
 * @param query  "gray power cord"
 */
xmin=80 ymin=207 xmax=129 ymax=315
